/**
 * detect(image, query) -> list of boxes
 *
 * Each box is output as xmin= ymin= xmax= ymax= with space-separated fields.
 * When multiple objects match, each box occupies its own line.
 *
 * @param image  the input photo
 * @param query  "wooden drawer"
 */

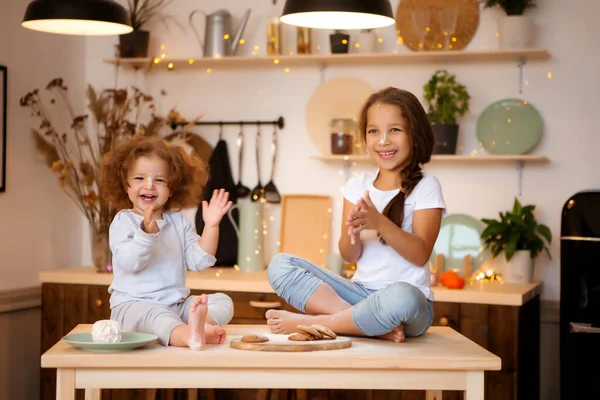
xmin=432 ymin=302 xmax=460 ymax=331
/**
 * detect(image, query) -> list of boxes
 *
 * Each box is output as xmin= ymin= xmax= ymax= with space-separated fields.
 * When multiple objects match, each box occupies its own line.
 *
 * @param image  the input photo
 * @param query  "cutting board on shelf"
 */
xmin=279 ymin=194 xmax=332 ymax=267
xmin=230 ymin=333 xmax=352 ymax=352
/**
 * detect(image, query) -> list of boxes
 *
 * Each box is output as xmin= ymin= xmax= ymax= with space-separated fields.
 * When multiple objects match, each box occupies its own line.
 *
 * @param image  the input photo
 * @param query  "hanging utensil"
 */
xmin=234 ymin=123 xmax=250 ymax=198
xmin=250 ymin=123 xmax=266 ymax=202
xmin=264 ymin=122 xmax=281 ymax=204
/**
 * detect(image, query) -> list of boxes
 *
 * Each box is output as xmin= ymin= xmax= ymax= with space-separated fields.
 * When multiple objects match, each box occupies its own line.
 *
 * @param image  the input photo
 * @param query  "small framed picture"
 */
xmin=0 ymin=65 xmax=6 ymax=192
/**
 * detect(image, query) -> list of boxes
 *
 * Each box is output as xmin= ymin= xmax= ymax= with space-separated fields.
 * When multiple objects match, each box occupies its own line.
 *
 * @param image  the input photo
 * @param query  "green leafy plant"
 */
xmin=480 ymin=197 xmax=552 ymax=261
xmin=481 ymin=0 xmax=536 ymax=16
xmin=127 ymin=0 xmax=177 ymax=30
xmin=423 ymin=69 xmax=470 ymax=125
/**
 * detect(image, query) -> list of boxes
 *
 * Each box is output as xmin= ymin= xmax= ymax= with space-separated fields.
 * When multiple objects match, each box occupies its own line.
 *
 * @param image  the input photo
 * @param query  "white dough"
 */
xmin=91 ymin=320 xmax=122 ymax=343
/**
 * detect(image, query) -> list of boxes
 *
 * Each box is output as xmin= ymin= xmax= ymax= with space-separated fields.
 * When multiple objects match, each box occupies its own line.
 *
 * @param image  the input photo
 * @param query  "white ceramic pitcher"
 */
xmin=227 ymin=200 xmax=265 ymax=271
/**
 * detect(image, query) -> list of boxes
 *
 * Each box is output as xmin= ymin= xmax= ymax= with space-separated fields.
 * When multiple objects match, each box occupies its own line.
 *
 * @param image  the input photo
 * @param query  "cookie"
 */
xmin=297 ymin=325 xmax=323 ymax=339
xmin=288 ymin=332 xmax=314 ymax=341
xmin=311 ymin=324 xmax=337 ymax=340
xmin=241 ymin=334 xmax=269 ymax=343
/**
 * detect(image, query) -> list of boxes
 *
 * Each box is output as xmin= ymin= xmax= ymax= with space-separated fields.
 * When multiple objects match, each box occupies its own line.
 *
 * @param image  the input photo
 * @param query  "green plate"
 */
xmin=476 ymin=98 xmax=543 ymax=155
xmin=429 ymin=214 xmax=489 ymax=274
xmin=62 ymin=332 xmax=158 ymax=352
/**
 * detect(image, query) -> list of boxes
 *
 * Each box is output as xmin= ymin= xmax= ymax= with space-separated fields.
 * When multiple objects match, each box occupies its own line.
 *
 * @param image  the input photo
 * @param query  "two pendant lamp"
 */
xmin=21 ymin=0 xmax=394 ymax=36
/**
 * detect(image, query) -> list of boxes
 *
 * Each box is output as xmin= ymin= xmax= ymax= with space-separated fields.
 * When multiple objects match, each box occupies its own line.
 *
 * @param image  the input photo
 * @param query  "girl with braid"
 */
xmin=265 ymin=87 xmax=446 ymax=342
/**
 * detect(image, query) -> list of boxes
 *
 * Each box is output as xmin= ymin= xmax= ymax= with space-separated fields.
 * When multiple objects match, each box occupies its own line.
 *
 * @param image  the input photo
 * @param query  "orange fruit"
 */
xmin=440 ymin=270 xmax=465 ymax=289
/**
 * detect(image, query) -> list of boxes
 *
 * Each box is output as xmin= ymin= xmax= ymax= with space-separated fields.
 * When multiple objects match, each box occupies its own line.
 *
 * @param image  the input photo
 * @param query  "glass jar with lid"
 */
xmin=330 ymin=118 xmax=356 ymax=155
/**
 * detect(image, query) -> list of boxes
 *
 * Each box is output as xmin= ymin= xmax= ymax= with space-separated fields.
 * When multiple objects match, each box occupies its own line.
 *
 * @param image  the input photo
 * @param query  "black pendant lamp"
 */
xmin=280 ymin=0 xmax=395 ymax=30
xmin=22 ymin=0 xmax=133 ymax=36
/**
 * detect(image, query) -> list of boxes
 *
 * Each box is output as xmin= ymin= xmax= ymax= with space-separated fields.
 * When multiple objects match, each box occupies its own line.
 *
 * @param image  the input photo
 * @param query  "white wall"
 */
xmin=81 ymin=0 xmax=600 ymax=302
xmin=0 ymin=0 xmax=86 ymax=291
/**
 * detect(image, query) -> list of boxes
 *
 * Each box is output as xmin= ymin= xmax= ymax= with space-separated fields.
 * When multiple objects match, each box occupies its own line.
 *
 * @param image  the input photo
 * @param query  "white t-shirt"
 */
xmin=108 ymin=210 xmax=216 ymax=308
xmin=343 ymin=170 xmax=447 ymax=301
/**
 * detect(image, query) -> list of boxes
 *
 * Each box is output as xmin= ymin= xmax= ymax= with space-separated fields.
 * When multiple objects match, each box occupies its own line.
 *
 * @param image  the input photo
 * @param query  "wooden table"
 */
xmin=42 ymin=324 xmax=501 ymax=400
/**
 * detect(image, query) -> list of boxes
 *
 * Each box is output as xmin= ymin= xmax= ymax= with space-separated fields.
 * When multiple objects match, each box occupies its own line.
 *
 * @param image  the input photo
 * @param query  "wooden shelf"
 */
xmin=104 ymin=48 xmax=551 ymax=71
xmin=312 ymin=154 xmax=549 ymax=163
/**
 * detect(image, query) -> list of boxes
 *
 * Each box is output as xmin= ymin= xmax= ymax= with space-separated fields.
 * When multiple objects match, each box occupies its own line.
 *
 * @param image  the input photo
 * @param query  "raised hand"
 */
xmin=347 ymin=190 xmax=383 ymax=235
xmin=142 ymin=205 xmax=159 ymax=234
xmin=202 ymin=189 xmax=233 ymax=228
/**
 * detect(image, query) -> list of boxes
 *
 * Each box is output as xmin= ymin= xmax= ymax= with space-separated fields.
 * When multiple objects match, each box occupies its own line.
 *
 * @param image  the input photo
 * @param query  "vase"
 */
xmin=503 ymin=250 xmax=533 ymax=284
xmin=498 ymin=15 xmax=533 ymax=49
xmin=119 ymin=29 xmax=150 ymax=58
xmin=329 ymin=31 xmax=350 ymax=54
xmin=91 ymin=230 xmax=112 ymax=273
xmin=432 ymin=124 xmax=459 ymax=154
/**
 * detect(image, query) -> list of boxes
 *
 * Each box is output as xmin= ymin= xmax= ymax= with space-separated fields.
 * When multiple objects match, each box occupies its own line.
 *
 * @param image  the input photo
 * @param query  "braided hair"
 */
xmin=357 ymin=87 xmax=435 ymax=244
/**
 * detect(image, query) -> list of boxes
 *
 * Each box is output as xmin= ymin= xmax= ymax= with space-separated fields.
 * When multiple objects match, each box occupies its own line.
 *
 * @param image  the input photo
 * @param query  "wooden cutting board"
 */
xmin=230 ymin=333 xmax=352 ymax=352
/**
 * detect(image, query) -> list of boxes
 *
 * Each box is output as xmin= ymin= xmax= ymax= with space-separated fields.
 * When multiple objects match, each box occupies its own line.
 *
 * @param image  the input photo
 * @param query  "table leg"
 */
xmin=426 ymin=390 xmax=443 ymax=400
xmin=84 ymin=388 xmax=101 ymax=400
xmin=465 ymin=371 xmax=485 ymax=400
xmin=56 ymin=368 xmax=75 ymax=400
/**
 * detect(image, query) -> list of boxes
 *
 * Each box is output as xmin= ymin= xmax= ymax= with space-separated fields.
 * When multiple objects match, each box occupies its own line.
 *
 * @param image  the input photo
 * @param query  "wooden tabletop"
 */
xmin=39 ymin=267 xmax=541 ymax=306
xmin=42 ymin=324 xmax=501 ymax=371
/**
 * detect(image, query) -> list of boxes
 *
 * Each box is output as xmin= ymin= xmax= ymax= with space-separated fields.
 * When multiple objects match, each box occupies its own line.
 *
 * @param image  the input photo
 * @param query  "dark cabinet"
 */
xmin=41 ymin=283 xmax=539 ymax=400
xmin=431 ymin=297 xmax=540 ymax=400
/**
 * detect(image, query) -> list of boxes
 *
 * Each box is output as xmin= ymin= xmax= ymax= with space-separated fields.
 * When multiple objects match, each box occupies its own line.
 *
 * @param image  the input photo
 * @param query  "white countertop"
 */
xmin=39 ymin=267 xmax=541 ymax=306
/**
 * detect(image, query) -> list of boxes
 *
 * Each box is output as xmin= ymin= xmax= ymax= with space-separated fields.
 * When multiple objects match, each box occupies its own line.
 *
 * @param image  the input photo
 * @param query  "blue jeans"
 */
xmin=267 ymin=253 xmax=433 ymax=337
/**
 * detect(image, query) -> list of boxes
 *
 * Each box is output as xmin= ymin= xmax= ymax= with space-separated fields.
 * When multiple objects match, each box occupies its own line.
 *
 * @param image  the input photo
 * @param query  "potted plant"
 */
xmin=119 ymin=0 xmax=175 ymax=58
xmin=480 ymin=197 xmax=552 ymax=284
xmin=482 ymin=0 xmax=536 ymax=48
xmin=423 ymin=69 xmax=470 ymax=154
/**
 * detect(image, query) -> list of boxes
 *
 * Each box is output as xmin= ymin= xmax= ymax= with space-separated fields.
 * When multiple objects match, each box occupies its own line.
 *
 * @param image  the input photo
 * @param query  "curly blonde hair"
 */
xmin=101 ymin=136 xmax=208 ymax=211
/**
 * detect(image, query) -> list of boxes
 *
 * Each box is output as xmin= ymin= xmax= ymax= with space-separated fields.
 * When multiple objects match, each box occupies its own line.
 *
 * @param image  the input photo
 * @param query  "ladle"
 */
xmin=250 ymin=123 xmax=266 ymax=202
xmin=234 ymin=123 xmax=250 ymax=198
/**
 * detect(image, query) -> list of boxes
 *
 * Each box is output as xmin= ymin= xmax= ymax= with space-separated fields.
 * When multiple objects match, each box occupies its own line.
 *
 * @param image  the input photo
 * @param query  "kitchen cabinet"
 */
xmin=39 ymin=269 xmax=541 ymax=400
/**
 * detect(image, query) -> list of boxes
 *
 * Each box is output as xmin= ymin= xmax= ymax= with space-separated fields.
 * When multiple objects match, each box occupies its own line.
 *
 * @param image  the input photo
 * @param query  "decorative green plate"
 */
xmin=476 ymin=98 xmax=543 ymax=155
xmin=62 ymin=332 xmax=158 ymax=352
xmin=429 ymin=214 xmax=489 ymax=274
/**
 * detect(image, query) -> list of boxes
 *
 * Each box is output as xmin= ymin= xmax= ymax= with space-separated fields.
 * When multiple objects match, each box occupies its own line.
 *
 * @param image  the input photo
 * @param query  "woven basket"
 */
xmin=395 ymin=0 xmax=480 ymax=52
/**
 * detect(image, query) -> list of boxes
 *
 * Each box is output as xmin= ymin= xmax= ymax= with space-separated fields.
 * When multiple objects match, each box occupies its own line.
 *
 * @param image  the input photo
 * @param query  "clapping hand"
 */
xmin=142 ymin=205 xmax=159 ymax=234
xmin=347 ymin=190 xmax=382 ymax=240
xmin=202 ymin=189 xmax=233 ymax=228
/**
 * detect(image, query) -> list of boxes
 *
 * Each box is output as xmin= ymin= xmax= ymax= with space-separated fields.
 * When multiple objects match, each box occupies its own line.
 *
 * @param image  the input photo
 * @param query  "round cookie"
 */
xmin=311 ymin=324 xmax=337 ymax=339
xmin=288 ymin=332 xmax=314 ymax=341
xmin=241 ymin=334 xmax=269 ymax=343
xmin=297 ymin=325 xmax=323 ymax=339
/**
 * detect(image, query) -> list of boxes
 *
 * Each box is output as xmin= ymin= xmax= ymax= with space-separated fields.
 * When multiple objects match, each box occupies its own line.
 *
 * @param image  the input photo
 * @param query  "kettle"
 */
xmin=227 ymin=200 xmax=265 ymax=271
xmin=189 ymin=9 xmax=251 ymax=58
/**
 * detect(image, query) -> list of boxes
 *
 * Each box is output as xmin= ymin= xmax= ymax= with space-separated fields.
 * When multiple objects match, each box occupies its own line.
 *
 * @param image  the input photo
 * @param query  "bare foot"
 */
xmin=265 ymin=309 xmax=315 ymax=334
xmin=188 ymin=294 xmax=208 ymax=350
xmin=378 ymin=325 xmax=405 ymax=343
xmin=205 ymin=323 xmax=227 ymax=344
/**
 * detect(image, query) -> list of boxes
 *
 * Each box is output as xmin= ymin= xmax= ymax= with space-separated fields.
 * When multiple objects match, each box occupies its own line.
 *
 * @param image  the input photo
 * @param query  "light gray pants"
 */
xmin=267 ymin=253 xmax=433 ymax=337
xmin=110 ymin=293 xmax=233 ymax=345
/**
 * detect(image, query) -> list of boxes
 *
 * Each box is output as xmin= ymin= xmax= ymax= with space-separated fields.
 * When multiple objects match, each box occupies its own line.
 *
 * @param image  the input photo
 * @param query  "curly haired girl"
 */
xmin=102 ymin=136 xmax=234 ymax=350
